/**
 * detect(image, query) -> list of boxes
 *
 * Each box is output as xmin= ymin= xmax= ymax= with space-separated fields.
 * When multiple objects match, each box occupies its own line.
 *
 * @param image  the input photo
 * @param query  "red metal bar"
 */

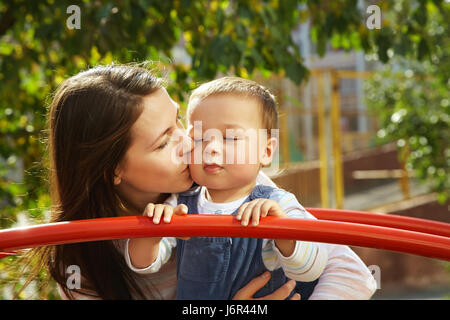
xmin=1 ymin=215 xmax=449 ymax=261
xmin=307 ymin=208 xmax=450 ymax=238
xmin=0 ymin=251 xmax=18 ymax=259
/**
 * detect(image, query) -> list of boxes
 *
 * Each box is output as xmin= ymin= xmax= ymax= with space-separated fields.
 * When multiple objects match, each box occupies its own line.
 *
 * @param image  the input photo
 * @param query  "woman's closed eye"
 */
xmin=156 ymin=109 xmax=183 ymax=150
xmin=156 ymin=137 xmax=170 ymax=150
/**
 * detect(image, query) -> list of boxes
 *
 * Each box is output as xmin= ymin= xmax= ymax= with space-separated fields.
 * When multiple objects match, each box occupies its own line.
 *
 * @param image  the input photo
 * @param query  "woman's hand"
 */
xmin=232 ymin=272 xmax=301 ymax=300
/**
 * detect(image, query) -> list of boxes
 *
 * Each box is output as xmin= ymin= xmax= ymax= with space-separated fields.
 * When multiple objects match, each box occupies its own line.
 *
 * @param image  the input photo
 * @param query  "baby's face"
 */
xmin=188 ymin=94 xmax=271 ymax=192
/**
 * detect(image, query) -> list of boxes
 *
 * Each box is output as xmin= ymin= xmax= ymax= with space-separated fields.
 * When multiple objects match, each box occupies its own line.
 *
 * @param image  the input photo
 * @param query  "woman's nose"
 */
xmin=177 ymin=129 xmax=193 ymax=158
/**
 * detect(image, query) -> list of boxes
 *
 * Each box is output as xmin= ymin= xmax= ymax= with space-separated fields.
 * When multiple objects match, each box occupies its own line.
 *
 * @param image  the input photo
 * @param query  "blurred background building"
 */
xmin=254 ymin=11 xmax=450 ymax=299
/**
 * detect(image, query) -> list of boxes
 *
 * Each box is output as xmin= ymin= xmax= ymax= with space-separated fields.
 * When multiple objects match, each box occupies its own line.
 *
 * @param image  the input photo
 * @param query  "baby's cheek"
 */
xmin=188 ymin=164 xmax=204 ymax=182
xmin=229 ymin=164 xmax=260 ymax=185
xmin=224 ymin=142 xmax=251 ymax=165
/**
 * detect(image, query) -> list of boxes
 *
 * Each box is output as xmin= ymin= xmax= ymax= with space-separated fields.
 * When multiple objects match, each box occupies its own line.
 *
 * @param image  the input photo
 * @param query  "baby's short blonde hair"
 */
xmin=187 ymin=77 xmax=279 ymax=132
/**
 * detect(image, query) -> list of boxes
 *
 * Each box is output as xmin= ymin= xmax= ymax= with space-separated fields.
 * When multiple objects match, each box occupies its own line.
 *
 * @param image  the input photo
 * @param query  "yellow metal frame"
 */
xmin=316 ymin=72 xmax=330 ymax=208
xmin=264 ymin=69 xmax=415 ymax=209
xmin=330 ymin=70 xmax=344 ymax=209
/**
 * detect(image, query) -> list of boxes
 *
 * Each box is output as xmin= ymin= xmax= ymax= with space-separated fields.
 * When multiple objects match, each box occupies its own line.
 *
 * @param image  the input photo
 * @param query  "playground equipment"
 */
xmin=1 ymin=208 xmax=449 ymax=261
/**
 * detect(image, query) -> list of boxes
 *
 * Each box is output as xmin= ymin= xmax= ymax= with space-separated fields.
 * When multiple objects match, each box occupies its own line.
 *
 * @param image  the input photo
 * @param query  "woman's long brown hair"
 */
xmin=22 ymin=64 xmax=164 ymax=299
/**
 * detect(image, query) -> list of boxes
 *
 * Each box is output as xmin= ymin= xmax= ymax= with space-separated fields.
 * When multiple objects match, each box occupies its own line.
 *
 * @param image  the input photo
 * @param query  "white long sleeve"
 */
xmin=124 ymin=237 xmax=176 ymax=274
xmin=257 ymin=170 xmax=377 ymax=299
xmin=124 ymin=194 xmax=179 ymax=274
xmin=308 ymin=244 xmax=378 ymax=300
xmin=261 ymin=189 xmax=327 ymax=282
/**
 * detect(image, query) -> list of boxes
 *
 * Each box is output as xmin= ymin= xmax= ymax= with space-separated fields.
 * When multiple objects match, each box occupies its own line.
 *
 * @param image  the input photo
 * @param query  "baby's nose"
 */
xmin=203 ymin=138 xmax=223 ymax=163
xmin=205 ymin=138 xmax=223 ymax=155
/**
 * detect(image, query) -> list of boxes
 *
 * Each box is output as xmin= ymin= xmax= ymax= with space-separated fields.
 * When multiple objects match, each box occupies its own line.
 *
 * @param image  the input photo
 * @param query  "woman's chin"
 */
xmin=175 ymin=175 xmax=195 ymax=193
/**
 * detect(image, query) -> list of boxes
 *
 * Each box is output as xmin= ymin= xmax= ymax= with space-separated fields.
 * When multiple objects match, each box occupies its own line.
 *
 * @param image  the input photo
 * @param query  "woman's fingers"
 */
xmin=232 ymin=272 xmax=271 ymax=300
xmin=290 ymin=293 xmax=301 ymax=300
xmin=232 ymin=272 xmax=299 ymax=300
xmin=255 ymin=279 xmax=297 ymax=300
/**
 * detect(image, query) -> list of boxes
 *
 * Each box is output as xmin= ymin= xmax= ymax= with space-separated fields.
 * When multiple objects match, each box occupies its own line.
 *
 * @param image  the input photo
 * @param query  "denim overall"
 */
xmin=176 ymin=184 xmax=318 ymax=300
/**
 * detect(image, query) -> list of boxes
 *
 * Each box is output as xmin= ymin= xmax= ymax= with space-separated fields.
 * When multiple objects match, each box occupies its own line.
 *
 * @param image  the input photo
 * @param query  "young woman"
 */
xmin=28 ymin=63 xmax=375 ymax=300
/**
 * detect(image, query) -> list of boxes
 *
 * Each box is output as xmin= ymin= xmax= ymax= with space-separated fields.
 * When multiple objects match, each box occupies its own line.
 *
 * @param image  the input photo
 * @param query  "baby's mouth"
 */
xmin=203 ymin=163 xmax=224 ymax=174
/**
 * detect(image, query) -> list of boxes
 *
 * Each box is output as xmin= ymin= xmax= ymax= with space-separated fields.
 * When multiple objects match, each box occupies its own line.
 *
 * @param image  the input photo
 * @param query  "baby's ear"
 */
xmin=260 ymin=137 xmax=278 ymax=166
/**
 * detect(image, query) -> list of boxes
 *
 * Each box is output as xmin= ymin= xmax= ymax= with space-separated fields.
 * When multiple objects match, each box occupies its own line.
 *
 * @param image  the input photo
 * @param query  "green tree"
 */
xmin=0 ymin=0 xmax=448 ymax=299
xmin=364 ymin=1 xmax=449 ymax=203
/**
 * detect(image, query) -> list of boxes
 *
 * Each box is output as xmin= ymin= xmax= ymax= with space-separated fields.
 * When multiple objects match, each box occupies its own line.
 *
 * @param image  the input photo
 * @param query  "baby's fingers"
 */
xmin=240 ymin=201 xmax=259 ymax=226
xmin=162 ymin=205 xmax=175 ymax=223
xmin=236 ymin=202 xmax=250 ymax=221
xmin=260 ymin=200 xmax=275 ymax=218
xmin=152 ymin=204 xmax=167 ymax=224
xmin=144 ymin=203 xmax=155 ymax=218
xmin=250 ymin=200 xmax=266 ymax=226
xmin=163 ymin=204 xmax=187 ymax=223
xmin=173 ymin=204 xmax=188 ymax=216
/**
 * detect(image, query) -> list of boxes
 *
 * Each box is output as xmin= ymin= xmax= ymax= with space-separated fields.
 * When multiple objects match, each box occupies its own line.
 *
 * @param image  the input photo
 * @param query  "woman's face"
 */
xmin=114 ymin=88 xmax=193 ymax=210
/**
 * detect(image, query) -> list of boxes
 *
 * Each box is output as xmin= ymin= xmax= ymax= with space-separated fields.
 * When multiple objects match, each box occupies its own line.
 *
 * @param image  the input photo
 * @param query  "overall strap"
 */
xmin=177 ymin=186 xmax=202 ymax=215
xmin=228 ymin=184 xmax=278 ymax=216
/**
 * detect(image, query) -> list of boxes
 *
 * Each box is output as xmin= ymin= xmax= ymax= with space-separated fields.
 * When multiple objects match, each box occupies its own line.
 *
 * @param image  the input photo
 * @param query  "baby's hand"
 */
xmin=144 ymin=203 xmax=188 ymax=224
xmin=236 ymin=199 xmax=286 ymax=226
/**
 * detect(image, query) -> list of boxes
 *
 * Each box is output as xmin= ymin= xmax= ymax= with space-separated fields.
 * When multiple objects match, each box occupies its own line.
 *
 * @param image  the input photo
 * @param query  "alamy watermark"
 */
xmin=65 ymin=263 xmax=381 ymax=292
xmin=368 ymin=264 xmax=381 ymax=289
xmin=65 ymin=4 xmax=381 ymax=31
xmin=66 ymin=264 xmax=81 ymax=290
xmin=366 ymin=5 xmax=381 ymax=30
xmin=66 ymin=5 xmax=81 ymax=30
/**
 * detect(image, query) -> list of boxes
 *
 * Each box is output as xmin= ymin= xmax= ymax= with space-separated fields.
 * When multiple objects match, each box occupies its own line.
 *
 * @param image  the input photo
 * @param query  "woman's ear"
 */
xmin=113 ymin=166 xmax=123 ymax=185
xmin=260 ymin=137 xmax=278 ymax=167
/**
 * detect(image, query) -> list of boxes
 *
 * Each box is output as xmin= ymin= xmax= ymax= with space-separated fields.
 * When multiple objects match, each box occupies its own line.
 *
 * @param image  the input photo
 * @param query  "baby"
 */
xmin=126 ymin=77 xmax=328 ymax=300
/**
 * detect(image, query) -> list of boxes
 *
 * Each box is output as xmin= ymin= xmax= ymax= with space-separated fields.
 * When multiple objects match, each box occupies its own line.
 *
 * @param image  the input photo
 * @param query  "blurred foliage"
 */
xmin=364 ymin=1 xmax=449 ymax=203
xmin=0 ymin=0 xmax=448 ymax=299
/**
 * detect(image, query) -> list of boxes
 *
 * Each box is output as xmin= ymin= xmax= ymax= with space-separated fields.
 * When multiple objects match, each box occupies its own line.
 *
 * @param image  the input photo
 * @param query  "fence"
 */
xmin=257 ymin=69 xmax=411 ymax=209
